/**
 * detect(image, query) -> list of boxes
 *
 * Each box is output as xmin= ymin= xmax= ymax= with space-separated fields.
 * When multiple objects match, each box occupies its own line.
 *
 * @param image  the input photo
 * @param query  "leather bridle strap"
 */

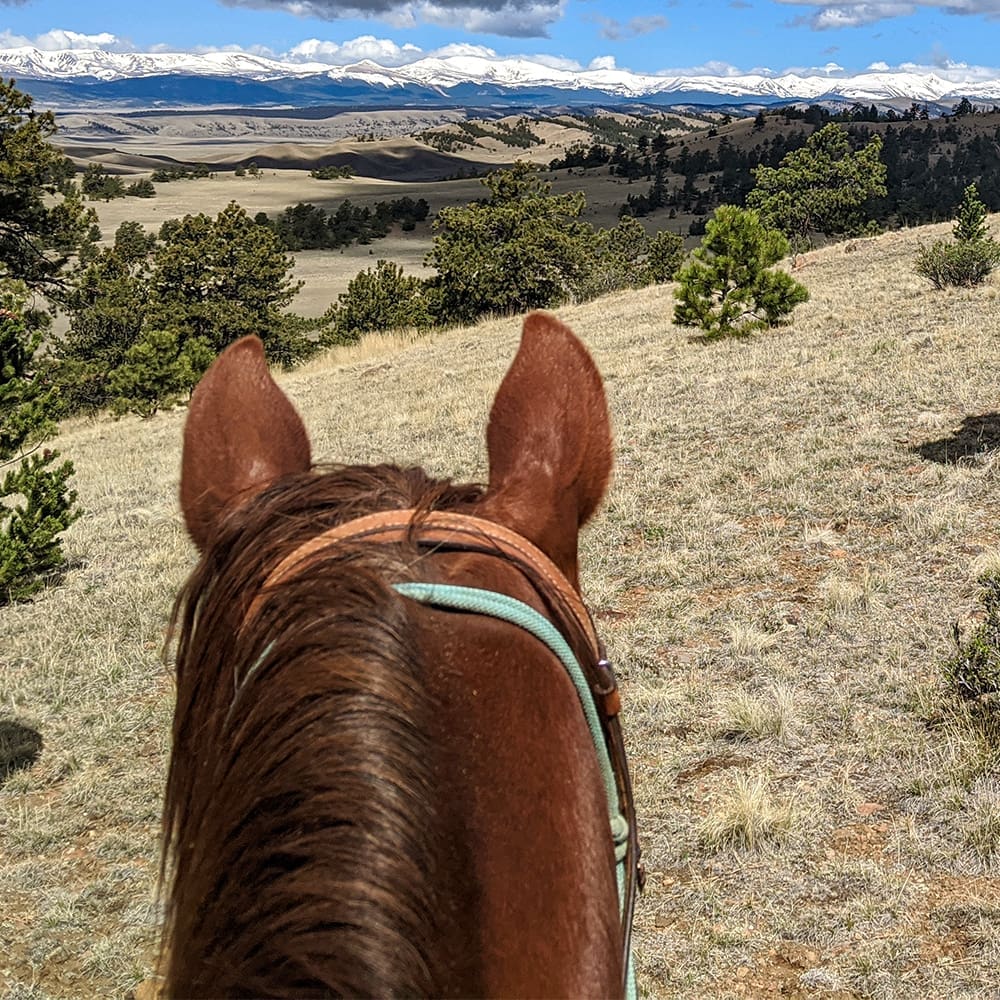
xmin=248 ymin=508 xmax=642 ymax=994
xmin=252 ymin=510 xmax=603 ymax=687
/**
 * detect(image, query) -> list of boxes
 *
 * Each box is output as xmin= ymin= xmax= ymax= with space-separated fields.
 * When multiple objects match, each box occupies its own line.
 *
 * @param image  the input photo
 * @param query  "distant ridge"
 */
xmin=4 ymin=47 xmax=1000 ymax=110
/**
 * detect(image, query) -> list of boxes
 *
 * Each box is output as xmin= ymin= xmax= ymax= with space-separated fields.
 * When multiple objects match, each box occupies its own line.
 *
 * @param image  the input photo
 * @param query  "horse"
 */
xmin=162 ymin=311 xmax=640 ymax=997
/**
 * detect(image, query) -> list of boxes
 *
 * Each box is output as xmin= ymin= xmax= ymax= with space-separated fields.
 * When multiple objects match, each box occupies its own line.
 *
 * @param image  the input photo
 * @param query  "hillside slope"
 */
xmin=3 ymin=221 xmax=1000 ymax=997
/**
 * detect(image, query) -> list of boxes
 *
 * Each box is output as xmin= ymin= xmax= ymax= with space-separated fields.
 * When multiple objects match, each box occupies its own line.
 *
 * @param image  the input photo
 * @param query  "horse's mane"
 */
xmin=162 ymin=464 xmax=483 ymax=997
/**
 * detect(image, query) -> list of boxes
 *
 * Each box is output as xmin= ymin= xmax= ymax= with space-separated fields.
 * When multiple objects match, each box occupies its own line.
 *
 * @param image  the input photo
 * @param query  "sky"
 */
xmin=1 ymin=0 xmax=1000 ymax=81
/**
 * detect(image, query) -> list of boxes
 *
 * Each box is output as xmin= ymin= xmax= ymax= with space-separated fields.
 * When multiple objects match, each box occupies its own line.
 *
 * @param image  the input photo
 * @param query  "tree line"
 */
xmin=259 ymin=197 xmax=430 ymax=251
xmin=547 ymin=105 xmax=1000 ymax=234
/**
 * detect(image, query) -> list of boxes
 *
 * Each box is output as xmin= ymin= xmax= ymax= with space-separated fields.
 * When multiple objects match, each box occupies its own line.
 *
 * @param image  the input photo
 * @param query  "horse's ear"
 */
xmin=481 ymin=312 xmax=612 ymax=588
xmin=180 ymin=336 xmax=311 ymax=551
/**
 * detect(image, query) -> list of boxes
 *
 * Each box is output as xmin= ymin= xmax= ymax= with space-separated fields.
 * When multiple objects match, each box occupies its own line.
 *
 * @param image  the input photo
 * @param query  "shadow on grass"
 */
xmin=0 ymin=556 xmax=86 ymax=610
xmin=913 ymin=412 xmax=1000 ymax=464
xmin=0 ymin=719 xmax=43 ymax=787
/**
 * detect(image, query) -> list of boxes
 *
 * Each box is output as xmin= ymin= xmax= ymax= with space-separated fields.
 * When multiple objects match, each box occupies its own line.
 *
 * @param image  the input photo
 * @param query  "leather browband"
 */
xmin=252 ymin=510 xmax=599 ymax=663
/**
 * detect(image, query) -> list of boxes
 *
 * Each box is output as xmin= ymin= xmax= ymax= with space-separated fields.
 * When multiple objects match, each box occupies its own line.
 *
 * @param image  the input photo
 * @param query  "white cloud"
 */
xmin=193 ymin=42 xmax=276 ymax=57
xmin=430 ymin=42 xmax=498 ymax=59
xmin=286 ymin=34 xmax=422 ymax=65
xmin=519 ymin=52 xmax=580 ymax=70
xmin=867 ymin=60 xmax=891 ymax=70
xmin=657 ymin=60 xmax=745 ymax=77
xmin=0 ymin=29 xmax=134 ymax=51
xmin=777 ymin=0 xmax=1000 ymax=30
xmin=810 ymin=4 xmax=914 ymax=28
xmin=895 ymin=58 xmax=1000 ymax=82
xmin=588 ymin=55 xmax=616 ymax=71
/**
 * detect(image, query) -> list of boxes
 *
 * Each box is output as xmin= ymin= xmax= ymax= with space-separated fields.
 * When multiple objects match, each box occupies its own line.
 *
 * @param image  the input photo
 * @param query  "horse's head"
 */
xmin=170 ymin=312 xmax=633 ymax=999
xmin=180 ymin=310 xmax=612 ymax=590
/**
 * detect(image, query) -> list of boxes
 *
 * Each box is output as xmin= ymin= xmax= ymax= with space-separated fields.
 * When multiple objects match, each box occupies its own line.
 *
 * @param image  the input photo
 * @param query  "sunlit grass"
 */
xmin=5 ymin=217 xmax=1000 ymax=997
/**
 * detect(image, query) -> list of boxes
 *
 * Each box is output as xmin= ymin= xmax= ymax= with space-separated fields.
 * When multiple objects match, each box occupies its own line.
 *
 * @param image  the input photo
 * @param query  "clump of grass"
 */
xmin=969 ymin=550 xmax=1000 ymax=582
xmin=717 ymin=684 xmax=797 ymax=741
xmin=698 ymin=773 xmax=796 ymax=852
xmin=944 ymin=720 xmax=1000 ymax=792
xmin=804 ymin=523 xmax=840 ymax=547
xmin=726 ymin=620 xmax=782 ymax=656
xmin=821 ymin=574 xmax=869 ymax=614
xmin=902 ymin=498 xmax=963 ymax=541
xmin=964 ymin=782 xmax=1000 ymax=861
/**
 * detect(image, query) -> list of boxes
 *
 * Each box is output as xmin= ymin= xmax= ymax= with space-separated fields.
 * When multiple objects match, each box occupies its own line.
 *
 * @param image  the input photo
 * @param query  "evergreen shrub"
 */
xmin=673 ymin=205 xmax=808 ymax=337
xmin=916 ymin=185 xmax=1000 ymax=289
xmin=946 ymin=576 xmax=1000 ymax=705
xmin=0 ymin=299 xmax=80 ymax=603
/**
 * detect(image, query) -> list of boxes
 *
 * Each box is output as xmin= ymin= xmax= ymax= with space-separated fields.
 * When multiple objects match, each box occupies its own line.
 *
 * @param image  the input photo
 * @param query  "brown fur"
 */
xmin=164 ymin=468 xmax=481 ymax=997
xmin=166 ymin=313 xmax=621 ymax=997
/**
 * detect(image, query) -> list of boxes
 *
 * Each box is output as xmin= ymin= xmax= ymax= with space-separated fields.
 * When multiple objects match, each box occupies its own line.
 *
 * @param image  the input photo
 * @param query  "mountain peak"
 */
xmin=2 ymin=46 xmax=997 ymax=107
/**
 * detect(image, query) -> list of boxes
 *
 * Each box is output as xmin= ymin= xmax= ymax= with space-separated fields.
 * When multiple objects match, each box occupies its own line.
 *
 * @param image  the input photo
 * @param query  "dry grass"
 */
xmin=716 ymin=683 xmax=798 ymax=742
xmin=77 ymin=158 xmax=681 ymax=318
xmin=698 ymin=773 xmax=799 ymax=851
xmin=48 ymin=109 xmax=709 ymax=339
xmin=4 ymin=219 xmax=1000 ymax=997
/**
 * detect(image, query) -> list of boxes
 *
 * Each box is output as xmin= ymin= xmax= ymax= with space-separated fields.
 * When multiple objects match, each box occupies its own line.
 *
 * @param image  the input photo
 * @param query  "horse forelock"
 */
xmin=162 ymin=464 xmax=483 ymax=997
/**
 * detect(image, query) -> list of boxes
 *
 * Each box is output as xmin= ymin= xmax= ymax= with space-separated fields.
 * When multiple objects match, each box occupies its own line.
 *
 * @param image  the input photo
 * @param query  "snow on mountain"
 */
xmin=2 ymin=45 xmax=999 ymax=103
xmin=0 ymin=46 xmax=330 ymax=81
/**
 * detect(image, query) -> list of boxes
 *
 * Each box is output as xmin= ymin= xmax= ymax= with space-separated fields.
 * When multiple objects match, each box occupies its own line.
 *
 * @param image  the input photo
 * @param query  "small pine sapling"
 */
xmin=673 ymin=205 xmax=808 ymax=337
xmin=916 ymin=184 xmax=1000 ymax=289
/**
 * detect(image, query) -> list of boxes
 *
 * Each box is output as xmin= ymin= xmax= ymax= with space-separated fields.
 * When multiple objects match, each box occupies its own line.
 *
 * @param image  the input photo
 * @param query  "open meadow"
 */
xmin=55 ymin=108 xmax=696 ymax=314
xmin=4 ymin=218 xmax=1000 ymax=998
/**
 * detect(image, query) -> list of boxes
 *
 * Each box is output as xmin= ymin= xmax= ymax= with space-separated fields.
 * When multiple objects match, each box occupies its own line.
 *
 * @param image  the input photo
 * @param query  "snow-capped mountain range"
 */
xmin=3 ymin=46 xmax=1000 ymax=109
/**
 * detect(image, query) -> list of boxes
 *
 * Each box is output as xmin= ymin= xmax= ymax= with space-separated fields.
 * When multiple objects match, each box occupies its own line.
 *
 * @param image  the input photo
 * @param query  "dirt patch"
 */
xmin=731 ymin=942 xmax=858 ymax=998
xmin=676 ymin=753 xmax=752 ymax=786
xmin=826 ymin=820 xmax=893 ymax=861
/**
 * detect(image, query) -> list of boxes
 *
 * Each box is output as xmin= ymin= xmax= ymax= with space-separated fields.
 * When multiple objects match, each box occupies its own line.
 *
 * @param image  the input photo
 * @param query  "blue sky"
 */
xmin=1 ymin=0 xmax=999 ymax=78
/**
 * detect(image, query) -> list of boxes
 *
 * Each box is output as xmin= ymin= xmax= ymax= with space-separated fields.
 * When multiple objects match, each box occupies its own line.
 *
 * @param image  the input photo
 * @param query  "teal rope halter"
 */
xmin=393 ymin=581 xmax=637 ymax=1000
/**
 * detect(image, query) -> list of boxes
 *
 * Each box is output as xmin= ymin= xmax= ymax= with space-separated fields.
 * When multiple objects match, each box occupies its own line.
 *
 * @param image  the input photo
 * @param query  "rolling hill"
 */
xmin=3 ymin=216 xmax=1000 ymax=997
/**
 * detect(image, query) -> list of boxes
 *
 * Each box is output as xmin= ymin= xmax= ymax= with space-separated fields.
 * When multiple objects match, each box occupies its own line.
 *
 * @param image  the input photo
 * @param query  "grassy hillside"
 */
xmin=3 ymin=218 xmax=1000 ymax=997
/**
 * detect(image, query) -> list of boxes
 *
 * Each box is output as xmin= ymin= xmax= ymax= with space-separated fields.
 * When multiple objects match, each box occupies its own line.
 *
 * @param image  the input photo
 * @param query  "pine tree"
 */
xmin=57 ymin=248 xmax=150 ymax=413
xmin=0 ymin=81 xmax=86 ymax=601
xmin=81 ymin=163 xmax=125 ymax=201
xmin=0 ymin=79 xmax=98 ymax=302
xmin=426 ymin=162 xmax=598 ymax=324
xmin=0 ymin=292 xmax=80 ymax=602
xmin=674 ymin=206 xmax=808 ymax=337
xmin=113 ymin=220 xmax=156 ymax=266
xmin=147 ymin=202 xmax=310 ymax=366
xmin=109 ymin=329 xmax=214 ymax=418
xmin=747 ymin=123 xmax=886 ymax=249
xmin=953 ymin=184 xmax=990 ymax=243
xmin=645 ymin=230 xmax=686 ymax=283
xmin=330 ymin=260 xmax=432 ymax=343
xmin=58 ymin=203 xmax=319 ymax=416
xmin=915 ymin=184 xmax=1000 ymax=289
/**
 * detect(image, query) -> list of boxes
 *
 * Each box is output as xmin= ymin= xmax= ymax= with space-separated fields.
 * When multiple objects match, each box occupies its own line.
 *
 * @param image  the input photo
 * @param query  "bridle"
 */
xmin=248 ymin=508 xmax=643 ymax=996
